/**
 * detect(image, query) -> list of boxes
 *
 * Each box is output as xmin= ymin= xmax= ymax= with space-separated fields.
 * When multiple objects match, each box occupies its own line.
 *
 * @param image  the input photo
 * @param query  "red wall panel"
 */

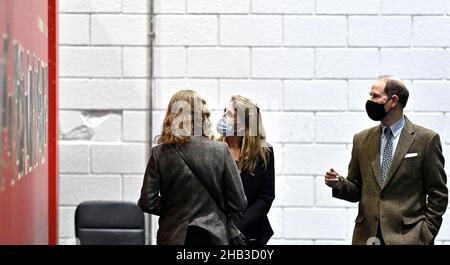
xmin=0 ymin=0 xmax=57 ymax=244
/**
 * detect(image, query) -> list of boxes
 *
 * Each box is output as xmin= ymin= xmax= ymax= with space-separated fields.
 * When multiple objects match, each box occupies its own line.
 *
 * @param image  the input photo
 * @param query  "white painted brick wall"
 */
xmin=267 ymin=207 xmax=283 ymax=239
xmin=59 ymin=15 xmax=90 ymax=45
xmin=316 ymin=113 xmax=378 ymax=143
xmin=446 ymin=115 xmax=450 ymax=144
xmin=86 ymin=0 xmax=122 ymax=13
xmin=437 ymin=218 xmax=450 ymax=241
xmin=187 ymin=48 xmax=250 ymax=77
xmin=284 ymin=16 xmax=347 ymax=47
xmin=380 ymin=49 xmax=447 ymax=79
xmin=59 ymin=111 xmax=122 ymax=141
xmin=59 ymin=0 xmax=91 ymax=13
xmin=408 ymin=82 xmax=450 ymax=112
xmin=58 ymin=1 xmax=150 ymax=244
xmin=153 ymin=48 xmax=186 ymax=77
xmin=380 ymin=0 xmax=448 ymax=14
xmin=155 ymin=15 xmax=218 ymax=46
xmin=445 ymin=145 xmax=450 ymax=175
xmin=347 ymin=208 xmax=358 ymax=239
xmin=263 ymin=112 xmax=315 ymax=143
xmin=252 ymin=48 xmax=314 ymax=78
xmin=271 ymin=143 xmax=284 ymax=176
xmin=315 ymin=177 xmax=356 ymax=208
xmin=316 ymin=48 xmax=379 ymax=78
xmin=59 ymin=144 xmax=90 ymax=173
xmin=59 ymin=1 xmax=450 ymax=245
xmin=152 ymin=111 xmax=165 ymax=144
xmin=59 ymin=79 xmax=148 ymax=109
xmin=60 ymin=47 xmax=122 ymax=77
xmin=220 ymin=16 xmax=282 ymax=46
xmin=91 ymin=15 xmax=148 ymax=45
xmin=123 ymin=175 xmax=145 ymax=202
xmin=219 ymin=80 xmax=282 ymax=110
xmin=59 ymin=175 xmax=122 ymax=205
xmin=349 ymin=16 xmax=411 ymax=47
xmin=348 ymin=80 xmax=376 ymax=111
xmin=59 ymin=0 xmax=122 ymax=14
xmin=273 ymin=177 xmax=315 ymax=207
xmin=90 ymin=114 xmax=122 ymax=141
xmin=59 ymin=207 xmax=76 ymax=238
xmin=91 ymin=144 xmax=148 ymax=173
xmin=284 ymin=145 xmax=350 ymax=175
xmin=284 ymin=81 xmax=347 ymax=111
xmin=123 ymin=0 xmax=149 ymax=14
xmin=154 ymin=0 xmax=186 ymax=14
xmin=123 ymin=111 xmax=151 ymax=142
xmin=154 ymin=79 xmax=219 ymax=109
xmin=317 ymin=0 xmax=379 ymax=14
xmin=123 ymin=48 xmax=148 ymax=78
xmin=284 ymin=208 xmax=348 ymax=239
xmin=414 ymin=17 xmax=450 ymax=47
xmin=187 ymin=0 xmax=250 ymax=14
xmin=406 ymin=113 xmax=447 ymax=138
xmin=252 ymin=0 xmax=315 ymax=14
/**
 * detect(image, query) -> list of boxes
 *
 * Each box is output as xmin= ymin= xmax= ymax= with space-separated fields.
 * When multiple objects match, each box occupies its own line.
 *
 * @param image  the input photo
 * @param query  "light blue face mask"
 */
xmin=217 ymin=118 xmax=241 ymax=136
xmin=216 ymin=118 xmax=235 ymax=136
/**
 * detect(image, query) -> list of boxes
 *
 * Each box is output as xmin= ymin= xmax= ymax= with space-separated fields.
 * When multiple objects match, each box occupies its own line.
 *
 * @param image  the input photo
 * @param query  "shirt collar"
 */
xmin=382 ymin=115 xmax=405 ymax=139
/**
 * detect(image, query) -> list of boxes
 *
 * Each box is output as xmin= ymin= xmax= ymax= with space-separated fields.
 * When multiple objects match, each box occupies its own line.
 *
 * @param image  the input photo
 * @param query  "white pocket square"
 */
xmin=405 ymin=153 xmax=418 ymax=158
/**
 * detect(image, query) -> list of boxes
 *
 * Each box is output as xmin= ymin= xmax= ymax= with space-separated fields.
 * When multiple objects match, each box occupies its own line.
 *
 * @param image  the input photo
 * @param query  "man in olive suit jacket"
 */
xmin=325 ymin=76 xmax=448 ymax=245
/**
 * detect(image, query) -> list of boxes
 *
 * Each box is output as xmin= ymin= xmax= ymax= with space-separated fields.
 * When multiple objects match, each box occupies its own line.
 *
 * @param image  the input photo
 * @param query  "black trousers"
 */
xmin=185 ymin=226 xmax=212 ymax=245
xmin=376 ymin=225 xmax=386 ymax=245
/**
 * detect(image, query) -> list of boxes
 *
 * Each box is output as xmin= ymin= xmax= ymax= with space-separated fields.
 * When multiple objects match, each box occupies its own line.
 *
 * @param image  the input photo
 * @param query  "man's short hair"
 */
xmin=378 ymin=75 xmax=409 ymax=109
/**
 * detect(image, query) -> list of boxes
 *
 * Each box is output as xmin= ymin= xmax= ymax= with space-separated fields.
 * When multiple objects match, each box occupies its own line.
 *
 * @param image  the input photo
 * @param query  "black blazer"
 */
xmin=138 ymin=136 xmax=247 ymax=245
xmin=235 ymin=146 xmax=275 ymax=245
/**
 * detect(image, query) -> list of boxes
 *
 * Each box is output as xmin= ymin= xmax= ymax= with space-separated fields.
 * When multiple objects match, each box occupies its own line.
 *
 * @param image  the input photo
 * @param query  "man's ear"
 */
xmin=391 ymin=95 xmax=400 ymax=108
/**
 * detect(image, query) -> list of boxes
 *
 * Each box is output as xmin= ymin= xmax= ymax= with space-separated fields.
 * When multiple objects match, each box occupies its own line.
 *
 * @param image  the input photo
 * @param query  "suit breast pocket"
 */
xmin=400 ymin=155 xmax=422 ymax=173
xmin=402 ymin=155 xmax=422 ymax=165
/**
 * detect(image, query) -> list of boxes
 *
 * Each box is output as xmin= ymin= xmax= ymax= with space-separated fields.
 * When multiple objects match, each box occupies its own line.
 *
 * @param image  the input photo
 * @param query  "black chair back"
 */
xmin=75 ymin=201 xmax=145 ymax=245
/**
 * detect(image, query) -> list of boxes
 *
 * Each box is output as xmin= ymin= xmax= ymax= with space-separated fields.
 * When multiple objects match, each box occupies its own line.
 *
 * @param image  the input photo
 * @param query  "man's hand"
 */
xmin=325 ymin=168 xmax=342 ymax=188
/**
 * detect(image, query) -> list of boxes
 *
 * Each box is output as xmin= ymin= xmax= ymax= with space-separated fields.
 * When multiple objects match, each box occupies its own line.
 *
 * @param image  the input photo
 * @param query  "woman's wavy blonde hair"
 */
xmin=218 ymin=95 xmax=270 ymax=174
xmin=156 ymin=90 xmax=213 ymax=144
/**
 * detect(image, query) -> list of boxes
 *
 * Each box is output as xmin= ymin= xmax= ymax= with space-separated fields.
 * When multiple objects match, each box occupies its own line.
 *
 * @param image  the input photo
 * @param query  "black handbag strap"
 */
xmin=173 ymin=144 xmax=227 ymax=215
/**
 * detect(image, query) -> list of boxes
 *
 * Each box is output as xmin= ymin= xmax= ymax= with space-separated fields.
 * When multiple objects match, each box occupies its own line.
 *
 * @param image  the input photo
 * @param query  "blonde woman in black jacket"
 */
xmin=217 ymin=95 xmax=275 ymax=245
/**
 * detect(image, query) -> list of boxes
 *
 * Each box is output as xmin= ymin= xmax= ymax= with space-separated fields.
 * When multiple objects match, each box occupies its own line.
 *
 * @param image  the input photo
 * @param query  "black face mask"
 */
xmin=365 ymin=97 xmax=392 ymax=121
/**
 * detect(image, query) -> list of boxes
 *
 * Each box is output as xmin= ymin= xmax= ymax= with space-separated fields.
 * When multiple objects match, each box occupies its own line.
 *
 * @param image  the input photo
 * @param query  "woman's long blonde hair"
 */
xmin=218 ymin=95 xmax=270 ymax=174
xmin=157 ymin=90 xmax=212 ymax=144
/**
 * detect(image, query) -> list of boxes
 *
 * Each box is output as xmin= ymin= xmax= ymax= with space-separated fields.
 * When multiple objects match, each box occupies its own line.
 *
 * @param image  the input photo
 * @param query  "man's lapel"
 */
xmin=370 ymin=126 xmax=383 ymax=190
xmin=382 ymin=117 xmax=415 ymax=190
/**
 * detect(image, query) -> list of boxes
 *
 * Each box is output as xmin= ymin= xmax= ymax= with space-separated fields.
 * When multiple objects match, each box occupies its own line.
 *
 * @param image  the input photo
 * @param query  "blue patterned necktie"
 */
xmin=380 ymin=127 xmax=393 ymax=186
